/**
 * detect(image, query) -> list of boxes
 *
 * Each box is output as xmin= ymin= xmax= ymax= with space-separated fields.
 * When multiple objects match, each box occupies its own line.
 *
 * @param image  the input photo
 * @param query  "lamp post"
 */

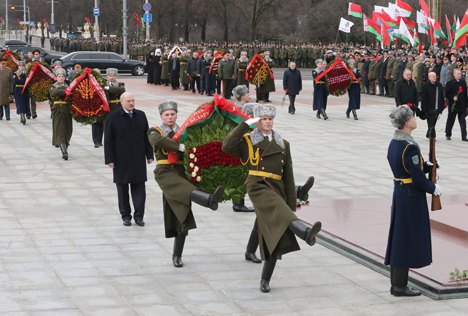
xmin=94 ymin=0 xmax=99 ymax=44
xmin=122 ymin=0 xmax=128 ymax=57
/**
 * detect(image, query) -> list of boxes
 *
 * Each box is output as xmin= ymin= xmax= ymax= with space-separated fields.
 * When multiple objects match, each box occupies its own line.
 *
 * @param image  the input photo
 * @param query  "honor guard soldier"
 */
xmin=104 ymin=68 xmax=126 ymax=113
xmin=26 ymin=49 xmax=44 ymax=119
xmin=203 ymin=50 xmax=216 ymax=96
xmin=147 ymin=101 xmax=224 ymax=268
xmin=235 ymin=51 xmax=249 ymax=89
xmin=312 ymin=59 xmax=329 ymax=119
xmin=222 ymin=104 xmax=321 ymax=292
xmin=67 ymin=63 xmax=82 ymax=82
xmin=385 ymin=105 xmax=441 ymax=296
xmin=346 ymin=59 xmax=361 ymax=120
xmin=161 ymin=47 xmax=170 ymax=86
xmin=258 ymin=51 xmax=275 ymax=103
xmin=49 ymin=68 xmax=73 ymax=160
xmin=13 ymin=61 xmax=29 ymax=125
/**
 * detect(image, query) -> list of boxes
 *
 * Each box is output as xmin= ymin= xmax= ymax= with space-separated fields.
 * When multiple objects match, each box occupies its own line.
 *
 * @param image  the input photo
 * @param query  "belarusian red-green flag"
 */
xmin=348 ymin=3 xmax=362 ymax=18
xmin=364 ymin=15 xmax=383 ymax=41
xmin=396 ymin=0 xmax=413 ymax=17
xmin=454 ymin=10 xmax=468 ymax=49
xmin=446 ymin=15 xmax=453 ymax=44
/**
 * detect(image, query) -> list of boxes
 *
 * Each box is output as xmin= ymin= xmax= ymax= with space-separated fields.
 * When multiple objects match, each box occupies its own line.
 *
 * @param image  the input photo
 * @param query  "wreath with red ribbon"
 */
xmin=315 ymin=58 xmax=357 ymax=97
xmin=246 ymin=54 xmax=275 ymax=86
xmin=0 ymin=50 xmax=21 ymax=72
xmin=24 ymin=61 xmax=55 ymax=102
xmin=65 ymin=68 xmax=110 ymax=125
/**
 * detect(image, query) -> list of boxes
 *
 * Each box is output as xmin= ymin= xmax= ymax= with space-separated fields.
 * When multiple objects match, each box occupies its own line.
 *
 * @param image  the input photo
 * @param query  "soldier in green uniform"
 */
xmin=180 ymin=47 xmax=190 ymax=91
xmin=222 ymin=104 xmax=321 ymax=292
xmin=49 ymin=68 xmax=73 ymax=160
xmin=375 ymin=52 xmax=383 ymax=96
xmin=104 ymin=68 xmax=126 ymax=114
xmin=234 ymin=51 xmax=249 ymax=89
xmin=161 ymin=47 xmax=170 ymax=86
xmin=147 ymin=101 xmax=224 ymax=268
xmin=368 ymin=55 xmax=377 ymax=95
xmin=391 ymin=53 xmax=402 ymax=98
xmin=386 ymin=51 xmax=395 ymax=97
xmin=259 ymin=52 xmax=275 ymax=102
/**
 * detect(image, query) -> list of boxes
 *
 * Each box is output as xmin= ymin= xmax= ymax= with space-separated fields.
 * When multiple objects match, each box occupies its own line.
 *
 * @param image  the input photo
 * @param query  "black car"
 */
xmin=4 ymin=39 xmax=27 ymax=47
xmin=61 ymin=51 xmax=146 ymax=76
xmin=1 ymin=46 xmax=62 ymax=65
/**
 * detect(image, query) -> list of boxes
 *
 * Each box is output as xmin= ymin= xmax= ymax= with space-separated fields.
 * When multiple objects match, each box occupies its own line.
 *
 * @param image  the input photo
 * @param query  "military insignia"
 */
xmin=150 ymin=131 xmax=155 ymax=134
xmin=167 ymin=104 xmax=172 ymax=108
xmin=412 ymin=155 xmax=419 ymax=165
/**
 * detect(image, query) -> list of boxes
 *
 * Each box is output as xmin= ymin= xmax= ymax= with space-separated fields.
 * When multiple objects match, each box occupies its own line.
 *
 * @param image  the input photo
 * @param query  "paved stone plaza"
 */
xmin=1 ymin=76 xmax=468 ymax=316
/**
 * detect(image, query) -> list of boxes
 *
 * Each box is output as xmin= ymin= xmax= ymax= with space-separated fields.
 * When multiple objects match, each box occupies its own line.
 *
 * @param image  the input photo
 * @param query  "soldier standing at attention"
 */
xmin=147 ymin=102 xmax=224 ymax=267
xmin=13 ymin=61 xmax=29 ymax=125
xmin=218 ymin=52 xmax=235 ymax=99
xmin=161 ymin=47 xmax=170 ymax=86
xmin=0 ymin=58 xmax=13 ymax=121
xmin=49 ymin=68 xmax=73 ymax=160
xmin=222 ymin=104 xmax=322 ymax=293
xmin=259 ymin=51 xmax=275 ymax=103
xmin=312 ymin=59 xmax=329 ymax=119
xmin=235 ymin=51 xmax=249 ymax=89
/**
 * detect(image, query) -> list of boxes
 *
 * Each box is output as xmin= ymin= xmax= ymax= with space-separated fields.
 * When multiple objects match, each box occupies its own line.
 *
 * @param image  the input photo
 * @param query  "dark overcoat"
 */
xmin=49 ymin=83 xmax=73 ymax=146
xmin=385 ymin=133 xmax=435 ymax=268
xmin=147 ymin=125 xmax=197 ymax=238
xmin=421 ymin=81 xmax=445 ymax=115
xmin=222 ymin=122 xmax=300 ymax=260
xmin=362 ymin=60 xmax=371 ymax=86
xmin=259 ymin=60 xmax=276 ymax=94
xmin=394 ymin=78 xmax=418 ymax=108
xmin=312 ymin=68 xmax=328 ymax=111
xmin=168 ymin=58 xmax=181 ymax=85
xmin=347 ymin=69 xmax=361 ymax=110
xmin=445 ymin=78 xmax=468 ymax=113
xmin=203 ymin=58 xmax=217 ymax=90
xmin=283 ymin=68 xmax=302 ymax=96
xmin=13 ymin=71 xmax=29 ymax=114
xmin=153 ymin=55 xmax=162 ymax=84
xmin=104 ymin=107 xmax=154 ymax=184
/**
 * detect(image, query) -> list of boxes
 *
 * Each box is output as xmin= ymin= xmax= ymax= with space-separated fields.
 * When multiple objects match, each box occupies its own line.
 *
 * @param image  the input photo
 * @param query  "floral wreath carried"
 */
xmin=24 ymin=61 xmax=55 ymax=102
xmin=315 ymin=57 xmax=357 ymax=97
xmin=209 ymin=53 xmax=224 ymax=80
xmin=65 ymin=68 xmax=110 ymax=125
xmin=0 ymin=50 xmax=21 ymax=72
xmin=246 ymin=53 xmax=274 ymax=86
xmin=167 ymin=94 xmax=255 ymax=203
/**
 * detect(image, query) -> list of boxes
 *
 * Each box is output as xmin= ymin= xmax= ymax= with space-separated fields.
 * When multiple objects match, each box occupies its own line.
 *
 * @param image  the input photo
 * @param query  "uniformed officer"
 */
xmin=222 ymin=104 xmax=321 ymax=293
xmin=26 ymin=49 xmax=44 ymax=119
xmin=347 ymin=59 xmax=361 ymax=120
xmin=104 ymin=68 xmax=126 ymax=113
xmin=312 ymin=59 xmax=329 ymax=119
xmin=49 ymin=68 xmax=73 ymax=160
xmin=259 ymin=51 xmax=275 ymax=103
xmin=235 ymin=51 xmax=249 ymax=89
xmin=67 ymin=63 xmax=82 ymax=82
xmin=385 ymin=105 xmax=441 ymax=296
xmin=147 ymin=101 xmax=224 ymax=268
xmin=13 ymin=61 xmax=29 ymax=125
xmin=161 ymin=47 xmax=170 ymax=86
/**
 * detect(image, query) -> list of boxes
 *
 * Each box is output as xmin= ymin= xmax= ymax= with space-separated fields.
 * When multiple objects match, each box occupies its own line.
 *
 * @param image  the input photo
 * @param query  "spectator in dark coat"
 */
xmin=187 ymin=52 xmax=200 ymax=94
xmin=104 ymin=92 xmax=154 ymax=226
xmin=146 ymin=51 xmax=154 ymax=84
xmin=168 ymin=53 xmax=180 ymax=90
xmin=421 ymin=72 xmax=445 ymax=138
xmin=197 ymin=52 xmax=206 ymax=95
xmin=362 ymin=55 xmax=371 ymax=94
xmin=41 ymin=36 xmax=45 ymax=48
xmin=394 ymin=69 xmax=420 ymax=116
xmin=445 ymin=69 xmax=468 ymax=141
xmin=380 ymin=51 xmax=389 ymax=97
xmin=399 ymin=55 xmax=408 ymax=79
xmin=347 ymin=59 xmax=361 ymax=120
xmin=282 ymin=61 xmax=302 ymax=115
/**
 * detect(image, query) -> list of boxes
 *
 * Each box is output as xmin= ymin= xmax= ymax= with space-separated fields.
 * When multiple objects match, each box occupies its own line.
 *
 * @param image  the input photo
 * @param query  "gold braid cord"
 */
xmin=241 ymin=134 xmax=259 ymax=166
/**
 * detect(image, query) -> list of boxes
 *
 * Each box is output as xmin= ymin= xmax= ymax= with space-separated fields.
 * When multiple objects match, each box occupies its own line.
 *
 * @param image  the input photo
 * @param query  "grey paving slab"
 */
xmin=0 ymin=78 xmax=467 ymax=315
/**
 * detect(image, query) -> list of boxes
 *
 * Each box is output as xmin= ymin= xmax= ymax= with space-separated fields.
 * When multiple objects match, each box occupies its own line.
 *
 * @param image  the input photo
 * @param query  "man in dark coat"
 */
xmin=104 ymin=92 xmax=154 ymax=226
xmin=445 ymin=69 xmax=468 ymax=141
xmin=168 ymin=53 xmax=180 ymax=90
xmin=0 ymin=58 xmax=14 ymax=121
xmin=394 ymin=69 xmax=420 ymax=116
xmin=385 ymin=105 xmax=441 ymax=297
xmin=282 ymin=61 xmax=302 ymax=115
xmin=362 ymin=54 xmax=371 ymax=94
xmin=259 ymin=51 xmax=275 ymax=102
xmin=203 ymin=51 xmax=216 ymax=96
xmin=380 ymin=51 xmax=390 ymax=97
xmin=375 ymin=53 xmax=383 ymax=95
xmin=222 ymin=104 xmax=321 ymax=293
xmin=196 ymin=51 xmax=206 ymax=95
xmin=312 ymin=59 xmax=329 ymax=119
xmin=146 ymin=51 xmax=154 ymax=84
xmin=421 ymin=72 xmax=445 ymax=138
xmin=13 ymin=61 xmax=29 ymax=124
xmin=187 ymin=52 xmax=201 ymax=94
xmin=399 ymin=54 xmax=408 ymax=79
xmin=347 ymin=59 xmax=361 ymax=120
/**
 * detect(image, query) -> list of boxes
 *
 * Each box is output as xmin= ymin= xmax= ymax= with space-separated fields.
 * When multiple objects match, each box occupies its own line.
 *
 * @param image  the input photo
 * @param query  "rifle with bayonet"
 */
xmin=428 ymin=127 xmax=441 ymax=211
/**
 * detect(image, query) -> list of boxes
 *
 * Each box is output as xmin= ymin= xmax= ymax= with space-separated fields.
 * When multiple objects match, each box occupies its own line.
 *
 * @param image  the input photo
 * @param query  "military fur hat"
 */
xmin=158 ymin=101 xmax=178 ymax=114
xmin=390 ymin=105 xmax=413 ymax=129
xmin=253 ymin=104 xmax=276 ymax=118
xmin=106 ymin=68 xmax=118 ymax=75
xmin=55 ymin=68 xmax=66 ymax=77
xmin=264 ymin=51 xmax=270 ymax=55
xmin=207 ymin=50 xmax=212 ymax=54
xmin=17 ymin=61 xmax=26 ymax=66
xmin=232 ymin=85 xmax=249 ymax=99
xmin=243 ymin=103 xmax=257 ymax=116
xmin=53 ymin=60 xmax=62 ymax=66
xmin=315 ymin=58 xmax=323 ymax=65
xmin=240 ymin=51 xmax=247 ymax=55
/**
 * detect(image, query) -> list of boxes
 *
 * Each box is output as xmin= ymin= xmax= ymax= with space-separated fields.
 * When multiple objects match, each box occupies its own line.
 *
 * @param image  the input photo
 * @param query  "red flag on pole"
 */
xmin=419 ymin=0 xmax=430 ymax=15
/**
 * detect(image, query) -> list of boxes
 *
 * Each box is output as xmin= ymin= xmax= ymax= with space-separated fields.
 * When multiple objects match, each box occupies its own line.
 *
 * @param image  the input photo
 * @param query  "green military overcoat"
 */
xmin=49 ymin=83 xmax=73 ymax=146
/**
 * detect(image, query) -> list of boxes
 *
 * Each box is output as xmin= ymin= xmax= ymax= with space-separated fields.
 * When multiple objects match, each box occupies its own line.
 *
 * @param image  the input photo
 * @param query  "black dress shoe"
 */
xmin=32 ymin=114 xmax=37 ymax=119
xmin=94 ymin=144 xmax=99 ymax=148
xmin=135 ymin=219 xmax=145 ymax=226
xmin=245 ymin=252 xmax=262 ymax=263
xmin=391 ymin=286 xmax=421 ymax=297
xmin=6 ymin=117 xmax=10 ymax=121
xmin=462 ymin=138 xmax=468 ymax=142
xmin=446 ymin=136 xmax=451 ymax=140
xmin=260 ymin=279 xmax=270 ymax=292
xmin=99 ymin=143 xmax=103 ymax=147
xmin=172 ymin=255 xmax=183 ymax=267
xmin=123 ymin=219 xmax=131 ymax=226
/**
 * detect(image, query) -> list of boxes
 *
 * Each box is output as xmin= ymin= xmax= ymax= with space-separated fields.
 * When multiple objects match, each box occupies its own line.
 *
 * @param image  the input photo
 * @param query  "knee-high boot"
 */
xmin=59 ymin=143 xmax=68 ymax=160
xmin=352 ymin=109 xmax=358 ymax=120
xmin=320 ymin=108 xmax=328 ymax=120
xmin=245 ymin=229 xmax=261 ymax=263
xmin=190 ymin=186 xmax=224 ymax=210
xmin=172 ymin=233 xmax=187 ymax=268
xmin=232 ymin=198 xmax=254 ymax=212
xmin=346 ymin=108 xmax=351 ymax=118
xmin=390 ymin=267 xmax=421 ymax=296
xmin=289 ymin=220 xmax=321 ymax=246
xmin=260 ymin=256 xmax=277 ymax=292
xmin=296 ymin=176 xmax=314 ymax=201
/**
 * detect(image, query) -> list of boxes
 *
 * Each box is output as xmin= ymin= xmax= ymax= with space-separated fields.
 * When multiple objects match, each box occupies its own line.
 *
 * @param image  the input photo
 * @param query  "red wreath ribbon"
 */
xmin=3 ymin=50 xmax=19 ymax=65
xmin=65 ymin=68 xmax=109 ymax=111
xmin=245 ymin=54 xmax=275 ymax=81
xmin=314 ymin=58 xmax=358 ymax=83
xmin=23 ymin=62 xmax=56 ymax=94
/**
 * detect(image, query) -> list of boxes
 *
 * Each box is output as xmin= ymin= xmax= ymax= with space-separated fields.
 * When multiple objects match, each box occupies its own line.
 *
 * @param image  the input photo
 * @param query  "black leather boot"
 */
xmin=296 ymin=176 xmax=314 ymax=201
xmin=264 ymin=93 xmax=271 ymax=102
xmin=245 ymin=229 xmax=262 ymax=263
xmin=346 ymin=109 xmax=351 ymax=118
xmin=59 ymin=143 xmax=68 ymax=160
xmin=352 ymin=109 xmax=358 ymax=120
xmin=232 ymin=199 xmax=254 ymax=212
xmin=289 ymin=220 xmax=321 ymax=246
xmin=390 ymin=267 xmax=421 ymax=296
xmin=190 ymin=186 xmax=224 ymax=210
xmin=316 ymin=110 xmax=321 ymax=119
xmin=320 ymin=108 xmax=328 ymax=120
xmin=172 ymin=233 xmax=186 ymax=268
xmin=260 ymin=256 xmax=277 ymax=292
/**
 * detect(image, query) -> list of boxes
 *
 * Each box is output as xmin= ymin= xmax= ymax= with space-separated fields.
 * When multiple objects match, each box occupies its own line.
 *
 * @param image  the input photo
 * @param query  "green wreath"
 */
xmin=324 ymin=58 xmax=353 ymax=97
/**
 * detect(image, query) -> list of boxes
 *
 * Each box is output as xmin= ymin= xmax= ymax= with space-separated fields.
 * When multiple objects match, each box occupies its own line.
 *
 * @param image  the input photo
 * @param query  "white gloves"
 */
xmin=104 ymin=86 xmax=109 ymax=90
xmin=433 ymin=184 xmax=442 ymax=196
xmin=245 ymin=117 xmax=260 ymax=126
xmin=178 ymin=143 xmax=185 ymax=152
xmin=426 ymin=158 xmax=440 ymax=168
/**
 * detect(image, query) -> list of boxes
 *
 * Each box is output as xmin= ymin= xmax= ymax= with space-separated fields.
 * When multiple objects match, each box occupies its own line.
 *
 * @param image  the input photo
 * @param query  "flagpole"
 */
xmin=363 ymin=15 xmax=366 ymax=46
xmin=334 ymin=29 xmax=340 ymax=50
xmin=346 ymin=33 xmax=348 ymax=47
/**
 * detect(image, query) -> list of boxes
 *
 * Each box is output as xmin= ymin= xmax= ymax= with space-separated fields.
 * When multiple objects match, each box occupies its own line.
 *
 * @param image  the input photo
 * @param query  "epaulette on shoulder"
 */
xmin=243 ymin=133 xmax=250 ymax=137
xmin=149 ymin=126 xmax=162 ymax=135
xmin=407 ymin=141 xmax=414 ymax=145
